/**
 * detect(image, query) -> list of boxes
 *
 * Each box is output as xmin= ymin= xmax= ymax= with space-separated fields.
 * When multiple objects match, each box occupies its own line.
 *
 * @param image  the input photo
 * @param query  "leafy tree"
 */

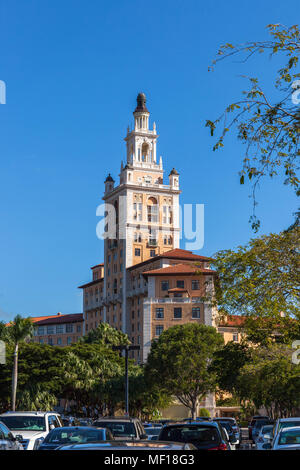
xmin=210 ymin=341 xmax=251 ymax=395
xmin=80 ymin=322 xmax=130 ymax=347
xmin=206 ymin=24 xmax=300 ymax=230
xmin=145 ymin=324 xmax=224 ymax=419
xmin=213 ymin=227 xmax=300 ymax=321
xmin=237 ymin=344 xmax=300 ymax=418
xmin=6 ymin=315 xmax=34 ymax=411
xmin=244 ymin=316 xmax=300 ymax=346
xmin=18 ymin=385 xmax=57 ymax=411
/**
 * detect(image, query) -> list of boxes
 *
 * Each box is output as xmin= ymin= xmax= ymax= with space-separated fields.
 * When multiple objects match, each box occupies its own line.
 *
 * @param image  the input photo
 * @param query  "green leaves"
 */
xmin=145 ymin=324 xmax=224 ymax=417
xmin=213 ymin=227 xmax=300 ymax=320
xmin=207 ymin=24 xmax=300 ymax=230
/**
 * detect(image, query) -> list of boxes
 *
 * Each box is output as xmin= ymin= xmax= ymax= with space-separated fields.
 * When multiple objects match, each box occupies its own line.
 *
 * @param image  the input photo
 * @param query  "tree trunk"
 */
xmin=11 ymin=343 xmax=18 ymax=411
xmin=191 ymin=400 xmax=197 ymax=420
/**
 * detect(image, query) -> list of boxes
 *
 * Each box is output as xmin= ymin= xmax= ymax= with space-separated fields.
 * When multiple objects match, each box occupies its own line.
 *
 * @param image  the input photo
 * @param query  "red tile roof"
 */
xmin=160 ymin=249 xmax=214 ymax=262
xmin=78 ymin=278 xmax=104 ymax=289
xmin=128 ymin=248 xmax=213 ymax=271
xmin=143 ymin=263 xmax=216 ymax=276
xmin=90 ymin=263 xmax=104 ymax=270
xmin=33 ymin=313 xmax=83 ymax=326
xmin=218 ymin=315 xmax=246 ymax=327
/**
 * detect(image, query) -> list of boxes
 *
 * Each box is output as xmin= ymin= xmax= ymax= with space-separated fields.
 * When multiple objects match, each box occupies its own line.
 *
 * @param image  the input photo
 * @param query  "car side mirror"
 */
xmin=15 ymin=434 xmax=23 ymax=442
xmin=50 ymin=424 xmax=55 ymax=430
xmin=229 ymin=435 xmax=237 ymax=444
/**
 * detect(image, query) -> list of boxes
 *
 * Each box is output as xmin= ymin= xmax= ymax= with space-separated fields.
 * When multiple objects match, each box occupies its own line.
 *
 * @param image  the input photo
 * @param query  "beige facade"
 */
xmin=32 ymin=312 xmax=83 ymax=346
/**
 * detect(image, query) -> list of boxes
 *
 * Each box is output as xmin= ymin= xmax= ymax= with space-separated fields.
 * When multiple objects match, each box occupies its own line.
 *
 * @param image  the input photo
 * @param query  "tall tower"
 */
xmin=102 ymin=93 xmax=181 ymax=332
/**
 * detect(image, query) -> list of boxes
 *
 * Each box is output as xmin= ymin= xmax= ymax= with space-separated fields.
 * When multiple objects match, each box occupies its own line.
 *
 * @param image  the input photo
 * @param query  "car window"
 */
xmin=0 ymin=415 xmax=46 ymax=431
xmin=45 ymin=428 xmax=106 ymax=443
xmin=48 ymin=415 xmax=60 ymax=429
xmin=278 ymin=430 xmax=300 ymax=445
xmin=0 ymin=422 xmax=11 ymax=439
xmin=94 ymin=422 xmax=136 ymax=438
xmin=160 ymin=426 xmax=221 ymax=445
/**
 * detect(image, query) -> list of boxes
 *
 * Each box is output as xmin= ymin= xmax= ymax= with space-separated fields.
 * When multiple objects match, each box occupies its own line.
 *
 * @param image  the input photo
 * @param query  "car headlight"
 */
xmin=33 ymin=437 xmax=44 ymax=450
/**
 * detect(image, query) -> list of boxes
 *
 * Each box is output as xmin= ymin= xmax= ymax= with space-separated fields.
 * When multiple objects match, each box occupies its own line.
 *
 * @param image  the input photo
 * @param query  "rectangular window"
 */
xmin=47 ymin=326 xmax=55 ymax=335
xmin=76 ymin=325 xmax=81 ymax=333
xmin=57 ymin=338 xmax=62 ymax=345
xmin=135 ymin=248 xmax=141 ymax=256
xmin=155 ymin=325 xmax=164 ymax=336
xmin=192 ymin=307 xmax=201 ymax=319
xmin=192 ymin=280 xmax=200 ymax=290
xmin=156 ymin=308 xmax=164 ymax=319
xmin=176 ymin=280 xmax=184 ymax=288
xmin=38 ymin=327 xmax=45 ymax=335
xmin=67 ymin=337 xmax=72 ymax=345
xmin=233 ymin=334 xmax=239 ymax=342
xmin=150 ymin=250 xmax=156 ymax=257
xmin=39 ymin=338 xmax=44 ymax=344
xmin=174 ymin=307 xmax=182 ymax=319
xmin=48 ymin=338 xmax=53 ymax=345
xmin=56 ymin=325 xmax=64 ymax=334
xmin=66 ymin=324 xmax=73 ymax=333
xmin=161 ymin=281 xmax=169 ymax=291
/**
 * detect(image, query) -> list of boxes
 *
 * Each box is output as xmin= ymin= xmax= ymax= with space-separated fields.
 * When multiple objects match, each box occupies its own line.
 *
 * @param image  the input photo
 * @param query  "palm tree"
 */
xmin=7 ymin=315 xmax=34 ymax=411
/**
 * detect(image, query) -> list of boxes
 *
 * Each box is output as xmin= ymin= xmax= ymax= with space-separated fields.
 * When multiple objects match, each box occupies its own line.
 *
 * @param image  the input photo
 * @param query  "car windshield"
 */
xmin=94 ymin=421 xmax=136 ymax=437
xmin=45 ymin=428 xmax=105 ymax=444
xmin=278 ymin=430 xmax=300 ymax=445
xmin=145 ymin=428 xmax=160 ymax=436
xmin=159 ymin=425 xmax=220 ymax=447
xmin=254 ymin=420 xmax=270 ymax=429
xmin=0 ymin=415 xmax=46 ymax=431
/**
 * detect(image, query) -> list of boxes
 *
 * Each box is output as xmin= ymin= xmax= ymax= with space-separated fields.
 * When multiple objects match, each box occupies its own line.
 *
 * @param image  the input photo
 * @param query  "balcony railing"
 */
xmin=144 ymin=297 xmax=204 ymax=304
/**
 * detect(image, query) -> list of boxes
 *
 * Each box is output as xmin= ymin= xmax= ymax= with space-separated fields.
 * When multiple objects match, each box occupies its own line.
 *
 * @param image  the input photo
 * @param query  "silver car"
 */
xmin=271 ymin=426 xmax=300 ymax=450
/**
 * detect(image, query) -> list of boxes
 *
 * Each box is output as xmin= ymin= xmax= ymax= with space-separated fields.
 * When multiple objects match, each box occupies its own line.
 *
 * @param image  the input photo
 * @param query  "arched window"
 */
xmin=147 ymin=197 xmax=158 ymax=223
xmin=142 ymin=142 xmax=149 ymax=161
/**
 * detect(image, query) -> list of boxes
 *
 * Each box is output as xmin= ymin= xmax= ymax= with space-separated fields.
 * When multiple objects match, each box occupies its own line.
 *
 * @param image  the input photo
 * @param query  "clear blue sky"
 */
xmin=0 ymin=0 xmax=298 ymax=321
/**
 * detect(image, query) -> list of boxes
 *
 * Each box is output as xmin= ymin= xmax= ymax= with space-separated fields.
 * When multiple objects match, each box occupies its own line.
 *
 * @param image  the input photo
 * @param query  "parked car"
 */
xmin=0 ymin=420 xmax=24 ymax=450
xmin=145 ymin=427 xmax=161 ymax=440
xmin=213 ymin=417 xmax=241 ymax=444
xmin=248 ymin=416 xmax=269 ymax=440
xmin=272 ymin=417 xmax=300 ymax=442
xmin=0 ymin=411 xmax=63 ymax=450
xmin=255 ymin=424 xmax=274 ymax=450
xmin=92 ymin=417 xmax=147 ymax=440
xmin=264 ymin=426 xmax=300 ymax=450
xmin=38 ymin=426 xmax=113 ymax=450
xmin=57 ymin=441 xmax=197 ymax=450
xmin=252 ymin=418 xmax=274 ymax=443
xmin=158 ymin=422 xmax=232 ymax=450
xmin=212 ymin=419 xmax=239 ymax=448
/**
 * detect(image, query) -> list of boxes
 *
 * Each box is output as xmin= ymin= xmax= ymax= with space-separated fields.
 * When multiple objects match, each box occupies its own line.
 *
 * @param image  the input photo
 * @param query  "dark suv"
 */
xmin=92 ymin=417 xmax=147 ymax=440
xmin=158 ymin=422 xmax=231 ymax=450
xmin=248 ymin=416 xmax=270 ymax=441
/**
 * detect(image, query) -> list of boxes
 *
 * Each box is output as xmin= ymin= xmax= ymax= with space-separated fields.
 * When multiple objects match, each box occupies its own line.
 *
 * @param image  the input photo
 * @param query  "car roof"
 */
xmin=57 ymin=440 xmax=191 ymax=449
xmin=0 ymin=411 xmax=59 ymax=416
xmin=162 ymin=421 xmax=218 ymax=428
xmin=94 ymin=417 xmax=137 ymax=422
xmin=49 ymin=426 xmax=108 ymax=431
xmin=278 ymin=417 xmax=300 ymax=422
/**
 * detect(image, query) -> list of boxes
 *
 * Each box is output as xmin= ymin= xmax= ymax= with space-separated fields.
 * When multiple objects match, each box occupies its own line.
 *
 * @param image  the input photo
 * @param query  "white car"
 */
xmin=255 ymin=424 xmax=274 ymax=450
xmin=271 ymin=426 xmax=300 ymax=450
xmin=0 ymin=411 xmax=63 ymax=450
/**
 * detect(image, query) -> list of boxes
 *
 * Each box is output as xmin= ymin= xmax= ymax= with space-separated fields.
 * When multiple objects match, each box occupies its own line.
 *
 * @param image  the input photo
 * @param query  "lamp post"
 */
xmin=112 ymin=344 xmax=140 ymax=416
